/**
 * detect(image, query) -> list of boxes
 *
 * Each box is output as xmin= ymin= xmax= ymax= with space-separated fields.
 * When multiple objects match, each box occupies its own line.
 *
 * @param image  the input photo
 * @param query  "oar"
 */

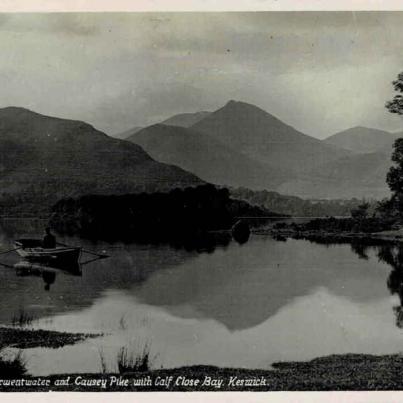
xmin=0 ymin=247 xmax=21 ymax=256
xmin=81 ymin=256 xmax=105 ymax=266
xmin=57 ymin=242 xmax=110 ymax=258
xmin=0 ymin=261 xmax=13 ymax=269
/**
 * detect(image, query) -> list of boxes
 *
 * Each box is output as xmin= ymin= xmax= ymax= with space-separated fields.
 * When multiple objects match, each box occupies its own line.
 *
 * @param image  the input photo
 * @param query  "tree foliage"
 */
xmin=386 ymin=72 xmax=403 ymax=115
xmin=351 ymin=202 xmax=370 ymax=219
xmin=50 ymin=184 xmax=274 ymax=245
xmin=381 ymin=73 xmax=403 ymax=219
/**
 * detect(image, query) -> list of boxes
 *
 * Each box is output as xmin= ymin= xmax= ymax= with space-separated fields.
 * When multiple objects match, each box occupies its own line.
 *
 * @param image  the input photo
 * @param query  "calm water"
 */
xmin=1 ymin=219 xmax=403 ymax=375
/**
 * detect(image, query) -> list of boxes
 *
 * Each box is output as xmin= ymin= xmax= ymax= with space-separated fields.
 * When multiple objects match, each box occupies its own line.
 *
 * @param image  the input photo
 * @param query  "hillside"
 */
xmin=230 ymin=187 xmax=366 ymax=217
xmin=192 ymin=100 xmax=350 ymax=172
xmin=128 ymin=123 xmax=292 ymax=190
xmin=277 ymin=151 xmax=391 ymax=199
xmin=162 ymin=111 xmax=211 ymax=127
xmin=324 ymin=126 xmax=401 ymax=153
xmin=0 ymin=107 xmax=202 ymax=215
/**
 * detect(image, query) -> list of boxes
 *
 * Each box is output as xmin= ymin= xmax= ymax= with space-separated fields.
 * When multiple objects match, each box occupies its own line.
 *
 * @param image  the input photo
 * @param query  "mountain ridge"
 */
xmin=0 ymin=107 xmax=203 ymax=214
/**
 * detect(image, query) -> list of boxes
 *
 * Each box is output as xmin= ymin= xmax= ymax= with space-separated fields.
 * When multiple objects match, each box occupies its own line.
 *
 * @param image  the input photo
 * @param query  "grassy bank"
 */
xmin=0 ymin=326 xmax=100 ymax=379
xmin=2 ymin=353 xmax=403 ymax=391
xmin=0 ymin=326 xmax=99 ymax=349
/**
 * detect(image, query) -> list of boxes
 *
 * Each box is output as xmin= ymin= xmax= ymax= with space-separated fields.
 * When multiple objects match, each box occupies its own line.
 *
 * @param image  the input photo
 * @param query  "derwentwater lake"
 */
xmin=1 ymin=219 xmax=403 ymax=376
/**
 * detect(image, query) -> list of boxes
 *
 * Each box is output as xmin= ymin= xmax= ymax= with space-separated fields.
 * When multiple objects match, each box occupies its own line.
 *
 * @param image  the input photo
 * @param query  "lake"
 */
xmin=0 ymin=219 xmax=402 ymax=376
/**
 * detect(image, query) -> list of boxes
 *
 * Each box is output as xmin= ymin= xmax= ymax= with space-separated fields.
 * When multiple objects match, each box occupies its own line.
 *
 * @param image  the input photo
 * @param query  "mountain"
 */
xmin=277 ymin=151 xmax=391 ymax=199
xmin=113 ymin=126 xmax=143 ymax=139
xmin=0 ymin=107 xmax=202 ymax=215
xmin=162 ymin=111 xmax=211 ymax=128
xmin=324 ymin=126 xmax=401 ymax=153
xmin=123 ymin=100 xmax=393 ymax=200
xmin=192 ymin=100 xmax=350 ymax=172
xmin=127 ymin=124 xmax=292 ymax=190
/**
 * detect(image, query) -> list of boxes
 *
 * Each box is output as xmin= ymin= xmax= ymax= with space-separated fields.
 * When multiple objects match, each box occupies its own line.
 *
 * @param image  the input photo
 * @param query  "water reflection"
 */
xmin=375 ymin=244 xmax=403 ymax=328
xmin=14 ymin=260 xmax=83 ymax=291
xmin=350 ymin=242 xmax=370 ymax=260
xmin=2 ymin=219 xmax=403 ymax=374
xmin=311 ymin=237 xmax=403 ymax=330
xmin=4 ymin=219 xmax=403 ymax=355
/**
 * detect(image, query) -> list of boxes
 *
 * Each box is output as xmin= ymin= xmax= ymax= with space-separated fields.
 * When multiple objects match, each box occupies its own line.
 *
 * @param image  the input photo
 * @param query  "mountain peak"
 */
xmin=224 ymin=99 xmax=239 ymax=106
xmin=223 ymin=99 xmax=260 ymax=110
xmin=218 ymin=100 xmax=285 ymax=123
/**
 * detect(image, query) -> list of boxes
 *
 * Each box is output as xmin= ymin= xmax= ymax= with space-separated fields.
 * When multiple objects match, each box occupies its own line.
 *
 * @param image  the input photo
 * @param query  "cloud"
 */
xmin=0 ymin=12 xmax=403 ymax=136
xmin=0 ymin=13 xmax=99 ymax=35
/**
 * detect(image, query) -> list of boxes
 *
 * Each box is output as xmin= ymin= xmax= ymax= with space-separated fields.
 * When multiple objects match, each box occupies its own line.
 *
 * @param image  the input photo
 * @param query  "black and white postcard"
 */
xmin=0 ymin=1 xmax=403 ymax=401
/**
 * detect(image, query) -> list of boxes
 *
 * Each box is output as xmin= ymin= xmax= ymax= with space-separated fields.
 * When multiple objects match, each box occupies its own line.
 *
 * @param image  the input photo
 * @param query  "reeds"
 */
xmin=0 ymin=350 xmax=27 ymax=378
xmin=11 ymin=309 xmax=35 ymax=328
xmin=116 ymin=342 xmax=154 ymax=373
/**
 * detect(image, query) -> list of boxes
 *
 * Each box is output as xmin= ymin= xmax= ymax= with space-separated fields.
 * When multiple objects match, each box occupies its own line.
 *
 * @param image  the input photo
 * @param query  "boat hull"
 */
xmin=15 ymin=239 xmax=82 ymax=266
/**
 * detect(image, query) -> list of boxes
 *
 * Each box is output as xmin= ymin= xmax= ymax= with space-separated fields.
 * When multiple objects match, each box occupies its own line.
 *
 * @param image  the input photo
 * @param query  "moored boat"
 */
xmin=14 ymin=238 xmax=82 ymax=266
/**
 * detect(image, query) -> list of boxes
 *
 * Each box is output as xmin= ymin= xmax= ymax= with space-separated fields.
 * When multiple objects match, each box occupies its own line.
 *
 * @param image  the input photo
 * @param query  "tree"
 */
xmin=382 ymin=73 xmax=403 ymax=218
xmin=386 ymin=72 xmax=403 ymax=115
xmin=351 ymin=202 xmax=369 ymax=219
xmin=384 ymin=139 xmax=403 ymax=218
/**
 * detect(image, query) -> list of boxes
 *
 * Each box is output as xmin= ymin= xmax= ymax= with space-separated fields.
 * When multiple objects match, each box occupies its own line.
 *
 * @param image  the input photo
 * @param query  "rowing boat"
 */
xmin=14 ymin=238 xmax=82 ymax=265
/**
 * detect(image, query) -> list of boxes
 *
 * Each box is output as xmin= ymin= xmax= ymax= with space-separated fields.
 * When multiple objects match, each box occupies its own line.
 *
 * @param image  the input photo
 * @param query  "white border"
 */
xmin=0 ymin=0 xmax=402 ymax=12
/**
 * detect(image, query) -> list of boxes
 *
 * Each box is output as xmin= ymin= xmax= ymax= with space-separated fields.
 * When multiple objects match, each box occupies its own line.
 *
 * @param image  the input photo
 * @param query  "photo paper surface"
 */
xmin=0 ymin=4 xmax=403 ymax=398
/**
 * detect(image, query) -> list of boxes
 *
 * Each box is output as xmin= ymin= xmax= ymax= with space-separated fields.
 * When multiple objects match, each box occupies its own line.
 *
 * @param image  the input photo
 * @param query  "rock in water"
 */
xmin=232 ymin=219 xmax=250 ymax=244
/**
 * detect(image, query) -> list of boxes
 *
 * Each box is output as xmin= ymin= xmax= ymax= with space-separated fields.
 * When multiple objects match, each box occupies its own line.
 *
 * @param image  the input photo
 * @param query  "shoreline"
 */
xmin=253 ymin=227 xmax=403 ymax=244
xmin=0 ymin=326 xmax=100 ymax=349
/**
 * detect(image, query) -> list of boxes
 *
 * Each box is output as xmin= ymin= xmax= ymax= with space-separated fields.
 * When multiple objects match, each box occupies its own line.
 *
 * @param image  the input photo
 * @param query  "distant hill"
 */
xmin=277 ymin=151 xmax=391 ymax=199
xmin=113 ymin=126 xmax=143 ymax=139
xmin=192 ymin=100 xmax=350 ymax=172
xmin=324 ymin=126 xmax=401 ymax=153
xmin=0 ymin=107 xmax=202 ymax=215
xmin=113 ymin=111 xmax=210 ymax=139
xmin=230 ymin=187 xmax=367 ymax=217
xmin=127 ymin=124 xmax=292 ymax=190
xmin=162 ymin=111 xmax=211 ymax=128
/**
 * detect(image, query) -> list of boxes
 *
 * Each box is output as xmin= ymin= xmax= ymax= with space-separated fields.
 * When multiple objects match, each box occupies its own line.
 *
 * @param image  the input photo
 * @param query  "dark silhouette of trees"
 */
xmin=377 ymin=244 xmax=403 ymax=328
xmin=381 ymin=73 xmax=403 ymax=218
xmin=350 ymin=202 xmax=370 ymax=220
xmin=381 ymin=138 xmax=403 ymax=218
xmin=386 ymin=72 xmax=403 ymax=115
xmin=50 ymin=185 xmax=271 ymax=245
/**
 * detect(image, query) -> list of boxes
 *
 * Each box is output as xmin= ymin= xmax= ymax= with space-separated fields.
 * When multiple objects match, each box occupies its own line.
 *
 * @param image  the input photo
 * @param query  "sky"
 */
xmin=1 ymin=12 xmax=403 ymax=138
